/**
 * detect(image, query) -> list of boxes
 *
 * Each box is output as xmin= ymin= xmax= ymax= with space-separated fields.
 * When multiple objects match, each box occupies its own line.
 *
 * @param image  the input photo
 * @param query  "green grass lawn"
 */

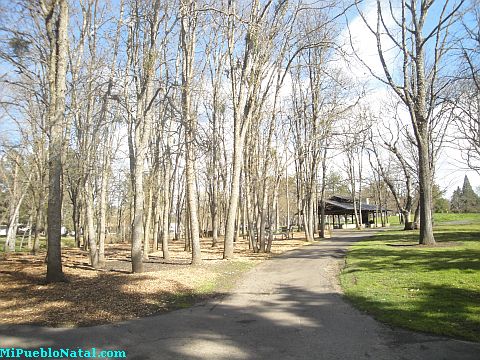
xmin=341 ymin=213 xmax=480 ymax=342
xmin=434 ymin=212 xmax=480 ymax=224
xmin=388 ymin=215 xmax=401 ymax=225
xmin=0 ymin=236 xmax=76 ymax=252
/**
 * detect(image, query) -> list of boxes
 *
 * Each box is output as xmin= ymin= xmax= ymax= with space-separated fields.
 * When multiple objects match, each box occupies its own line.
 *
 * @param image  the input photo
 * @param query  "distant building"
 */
xmin=320 ymin=195 xmax=389 ymax=229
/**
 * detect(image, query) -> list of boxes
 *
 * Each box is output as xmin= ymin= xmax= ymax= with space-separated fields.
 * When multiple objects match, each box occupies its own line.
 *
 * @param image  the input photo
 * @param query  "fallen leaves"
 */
xmin=0 ymin=234 xmax=308 ymax=327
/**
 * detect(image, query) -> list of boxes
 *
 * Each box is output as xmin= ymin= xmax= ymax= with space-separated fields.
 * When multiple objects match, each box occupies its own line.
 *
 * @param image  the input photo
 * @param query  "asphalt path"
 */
xmin=1 ymin=230 xmax=479 ymax=359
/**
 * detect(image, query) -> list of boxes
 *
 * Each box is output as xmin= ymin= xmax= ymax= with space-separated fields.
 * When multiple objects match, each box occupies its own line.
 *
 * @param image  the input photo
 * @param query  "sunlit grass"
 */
xmin=0 ymin=236 xmax=76 ymax=253
xmin=434 ymin=213 xmax=480 ymax=224
xmin=340 ymin=217 xmax=480 ymax=342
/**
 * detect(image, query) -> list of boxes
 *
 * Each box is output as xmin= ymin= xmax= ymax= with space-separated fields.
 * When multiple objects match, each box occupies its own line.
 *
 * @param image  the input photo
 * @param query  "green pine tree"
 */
xmin=450 ymin=187 xmax=462 ymax=213
xmin=450 ymin=176 xmax=480 ymax=213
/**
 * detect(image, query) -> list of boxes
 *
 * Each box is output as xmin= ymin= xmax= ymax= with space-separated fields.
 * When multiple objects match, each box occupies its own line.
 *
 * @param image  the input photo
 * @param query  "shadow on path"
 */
xmin=1 ymin=230 xmax=479 ymax=360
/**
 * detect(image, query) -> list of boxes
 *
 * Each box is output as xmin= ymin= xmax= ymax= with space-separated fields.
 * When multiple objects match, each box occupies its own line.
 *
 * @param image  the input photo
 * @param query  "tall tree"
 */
xmin=368 ymin=105 xmax=417 ymax=230
xmin=223 ymin=0 xmax=300 ymax=258
xmin=125 ymin=0 xmax=165 ymax=273
xmin=41 ymin=0 xmax=69 ymax=282
xmin=354 ymin=0 xmax=466 ymax=245
xmin=453 ymin=0 xmax=480 ymax=172
xmin=0 ymin=2 xmax=50 ymax=255
xmin=452 ymin=175 xmax=480 ymax=212
xmin=180 ymin=0 xmax=201 ymax=264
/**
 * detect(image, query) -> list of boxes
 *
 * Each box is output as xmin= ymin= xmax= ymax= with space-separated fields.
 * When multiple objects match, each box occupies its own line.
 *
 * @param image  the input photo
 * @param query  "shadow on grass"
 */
xmin=1 ymin=283 xmax=479 ymax=359
xmin=351 ymin=227 xmax=480 ymax=245
xmin=344 ymin=227 xmax=480 ymax=272
xmin=342 ymin=226 xmax=480 ymax=342
xmin=344 ymin=282 xmax=480 ymax=342
xmin=344 ymin=246 xmax=480 ymax=272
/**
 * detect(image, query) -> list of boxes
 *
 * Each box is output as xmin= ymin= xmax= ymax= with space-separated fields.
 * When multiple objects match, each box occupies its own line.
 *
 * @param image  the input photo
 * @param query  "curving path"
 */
xmin=1 ymin=230 xmax=479 ymax=359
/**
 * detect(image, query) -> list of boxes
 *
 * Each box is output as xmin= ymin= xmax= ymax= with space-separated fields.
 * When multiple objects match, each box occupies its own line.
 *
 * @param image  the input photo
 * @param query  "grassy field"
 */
xmin=387 ymin=215 xmax=401 ymax=225
xmin=387 ymin=213 xmax=475 ymax=226
xmin=0 ymin=236 xmax=76 ymax=252
xmin=341 ymin=213 xmax=480 ymax=342
xmin=434 ymin=212 xmax=480 ymax=224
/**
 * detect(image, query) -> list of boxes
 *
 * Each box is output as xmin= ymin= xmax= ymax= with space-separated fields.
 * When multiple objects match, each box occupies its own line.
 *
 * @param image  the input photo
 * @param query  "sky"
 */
xmin=340 ymin=0 xmax=480 ymax=197
xmin=1 ymin=0 xmax=478 ymax=199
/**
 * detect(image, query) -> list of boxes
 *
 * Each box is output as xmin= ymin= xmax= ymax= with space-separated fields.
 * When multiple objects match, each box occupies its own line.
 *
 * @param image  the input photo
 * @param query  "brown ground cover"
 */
xmin=0 ymin=234 xmax=309 ymax=327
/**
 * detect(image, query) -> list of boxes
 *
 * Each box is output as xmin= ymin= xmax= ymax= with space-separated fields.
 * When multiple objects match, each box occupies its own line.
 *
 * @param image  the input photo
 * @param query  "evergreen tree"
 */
xmin=433 ymin=184 xmax=450 ymax=213
xmin=461 ymin=176 xmax=480 ymax=212
xmin=450 ymin=176 xmax=480 ymax=213
xmin=450 ymin=187 xmax=462 ymax=213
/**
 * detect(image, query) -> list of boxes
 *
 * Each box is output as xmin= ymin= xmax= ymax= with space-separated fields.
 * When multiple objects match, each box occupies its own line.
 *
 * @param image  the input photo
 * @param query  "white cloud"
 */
xmin=334 ymin=1 xmax=480 ymax=197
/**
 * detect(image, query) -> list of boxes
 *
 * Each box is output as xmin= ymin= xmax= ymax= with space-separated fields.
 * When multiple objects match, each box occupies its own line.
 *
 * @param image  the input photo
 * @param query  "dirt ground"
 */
xmin=0 ymin=234 xmax=310 ymax=327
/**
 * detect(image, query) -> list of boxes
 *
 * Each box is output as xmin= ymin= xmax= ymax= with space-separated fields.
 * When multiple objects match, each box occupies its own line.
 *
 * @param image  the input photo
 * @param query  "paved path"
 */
xmin=1 ymin=230 xmax=479 ymax=359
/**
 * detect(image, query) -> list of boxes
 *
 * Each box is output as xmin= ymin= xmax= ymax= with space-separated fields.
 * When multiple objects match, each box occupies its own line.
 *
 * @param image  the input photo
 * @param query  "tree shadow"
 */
xmin=368 ymin=229 xmax=480 ymax=244
xmin=344 ymin=283 xmax=480 ymax=342
xmin=1 ymin=284 xmax=479 ymax=359
xmin=1 ymin=229 xmax=479 ymax=359
xmin=344 ymin=245 xmax=480 ymax=272
xmin=0 ymin=269 xmax=208 ymax=327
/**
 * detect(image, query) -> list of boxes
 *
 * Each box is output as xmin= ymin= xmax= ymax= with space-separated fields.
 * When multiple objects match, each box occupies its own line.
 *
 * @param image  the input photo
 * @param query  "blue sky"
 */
xmin=342 ymin=0 xmax=480 ymax=196
xmin=0 ymin=0 xmax=478 ymax=197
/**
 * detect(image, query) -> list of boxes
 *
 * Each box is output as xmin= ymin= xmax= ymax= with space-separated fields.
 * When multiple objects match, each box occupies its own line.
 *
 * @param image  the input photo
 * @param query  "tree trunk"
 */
xmin=414 ymin=200 xmax=420 ymax=229
xmin=285 ymin=167 xmax=290 ymax=228
xmin=258 ymin=184 xmax=268 ymax=252
xmin=72 ymin=194 xmax=81 ymax=248
xmin=85 ymin=181 xmax=99 ymax=268
xmin=143 ymin=184 xmax=153 ymax=260
xmin=224 ymin=138 xmax=243 ymax=258
xmin=131 ymin=153 xmax=145 ymax=273
xmin=5 ymin=206 xmax=19 ymax=253
xmin=181 ymin=0 xmax=201 ymax=265
xmin=418 ymin=140 xmax=435 ymax=244
xmin=44 ymin=0 xmax=68 ymax=283
xmin=403 ymin=210 xmax=414 ymax=230
xmin=211 ymin=191 xmax=218 ymax=247
xmin=319 ymin=148 xmax=328 ymax=238
xmin=97 ymin=162 xmax=108 ymax=267
xmin=162 ymin=172 xmax=171 ymax=259
xmin=32 ymin=202 xmax=43 ymax=254
xmin=152 ymin=186 xmax=161 ymax=252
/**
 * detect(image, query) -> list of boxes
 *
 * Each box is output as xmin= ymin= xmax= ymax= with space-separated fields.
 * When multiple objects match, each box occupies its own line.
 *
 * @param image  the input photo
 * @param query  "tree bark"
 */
xmin=418 ymin=140 xmax=435 ymax=244
xmin=143 ymin=184 xmax=153 ymax=260
xmin=85 ymin=180 xmax=99 ymax=268
xmin=180 ymin=0 xmax=201 ymax=265
xmin=43 ymin=0 xmax=69 ymax=283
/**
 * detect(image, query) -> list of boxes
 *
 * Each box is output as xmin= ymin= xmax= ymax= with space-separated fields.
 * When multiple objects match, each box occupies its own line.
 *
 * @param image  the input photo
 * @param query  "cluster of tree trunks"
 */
xmin=0 ymin=0 xmax=476 ymax=283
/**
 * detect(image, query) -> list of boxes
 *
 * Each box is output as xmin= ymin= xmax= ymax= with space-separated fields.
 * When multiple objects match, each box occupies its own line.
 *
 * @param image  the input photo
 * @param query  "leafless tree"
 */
xmin=40 ymin=0 xmax=70 ymax=282
xmin=124 ymin=0 xmax=167 ymax=273
xmin=368 ymin=108 xmax=417 ymax=230
xmin=180 ymin=0 xmax=202 ymax=264
xmin=353 ymin=0 xmax=466 ymax=245
xmin=453 ymin=0 xmax=480 ymax=172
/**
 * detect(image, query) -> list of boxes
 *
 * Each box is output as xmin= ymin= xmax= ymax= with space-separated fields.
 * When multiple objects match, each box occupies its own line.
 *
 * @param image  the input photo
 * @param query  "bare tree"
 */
xmin=368 ymin=114 xmax=417 ymax=230
xmin=223 ymin=0 xmax=301 ymax=258
xmin=453 ymin=0 xmax=480 ymax=172
xmin=203 ymin=18 xmax=228 ymax=248
xmin=40 ymin=0 xmax=69 ymax=282
xmin=0 ymin=2 xmax=51 ymax=255
xmin=180 ymin=0 xmax=201 ymax=264
xmin=0 ymin=150 xmax=31 ymax=252
xmin=353 ymin=0 xmax=466 ymax=245
xmin=124 ymin=0 xmax=165 ymax=273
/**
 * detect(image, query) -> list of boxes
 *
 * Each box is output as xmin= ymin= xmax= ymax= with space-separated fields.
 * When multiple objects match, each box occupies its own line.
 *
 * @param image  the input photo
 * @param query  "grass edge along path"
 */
xmin=164 ymin=259 xmax=257 ymax=311
xmin=340 ymin=216 xmax=480 ymax=342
